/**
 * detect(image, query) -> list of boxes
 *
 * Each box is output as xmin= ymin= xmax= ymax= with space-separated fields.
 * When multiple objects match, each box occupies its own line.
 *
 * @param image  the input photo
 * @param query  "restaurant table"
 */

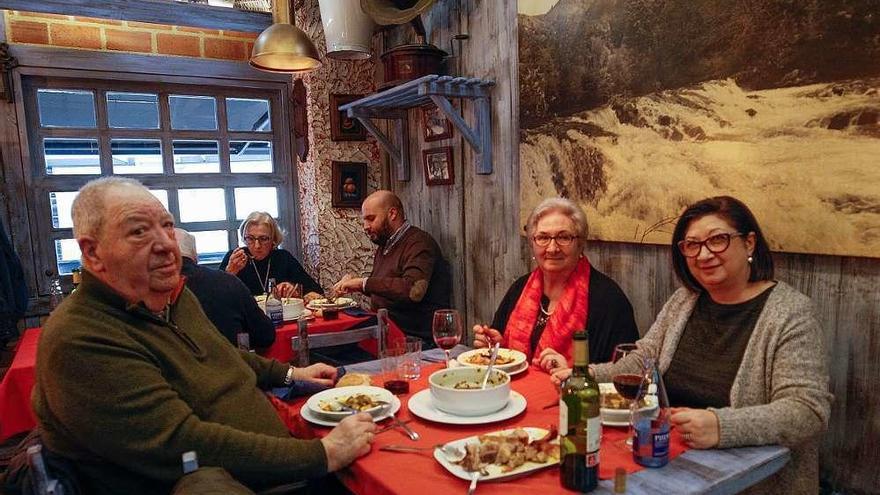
xmin=296 ymin=348 xmax=791 ymax=495
xmin=0 ymin=327 xmax=39 ymax=442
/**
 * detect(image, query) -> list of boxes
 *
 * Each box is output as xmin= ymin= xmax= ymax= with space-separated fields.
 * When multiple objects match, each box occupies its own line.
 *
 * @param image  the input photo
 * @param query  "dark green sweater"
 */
xmin=32 ymin=272 xmax=327 ymax=494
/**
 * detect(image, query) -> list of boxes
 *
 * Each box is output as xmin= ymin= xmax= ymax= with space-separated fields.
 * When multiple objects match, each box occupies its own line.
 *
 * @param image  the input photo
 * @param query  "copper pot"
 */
xmin=379 ymin=43 xmax=447 ymax=88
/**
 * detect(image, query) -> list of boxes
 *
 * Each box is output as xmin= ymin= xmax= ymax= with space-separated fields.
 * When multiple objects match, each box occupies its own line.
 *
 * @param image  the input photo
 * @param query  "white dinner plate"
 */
xmin=434 ymin=427 xmax=559 ymax=481
xmin=598 ymin=382 xmax=657 ymax=426
xmin=305 ymin=386 xmax=395 ymax=421
xmin=456 ymin=348 xmax=527 ymax=372
xmin=301 ymin=394 xmax=401 ymax=427
xmin=407 ymin=389 xmax=527 ymax=425
xmin=283 ymin=309 xmax=313 ymax=321
xmin=306 ymin=297 xmax=356 ymax=310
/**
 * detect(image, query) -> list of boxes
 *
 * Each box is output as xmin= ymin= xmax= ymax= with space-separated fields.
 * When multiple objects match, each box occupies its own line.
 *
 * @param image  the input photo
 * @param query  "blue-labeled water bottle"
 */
xmin=265 ymin=278 xmax=284 ymax=328
xmin=632 ymin=357 xmax=670 ymax=468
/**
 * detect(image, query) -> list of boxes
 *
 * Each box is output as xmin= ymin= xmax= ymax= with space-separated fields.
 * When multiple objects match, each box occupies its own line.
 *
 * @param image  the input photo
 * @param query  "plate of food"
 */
xmin=301 ymin=394 xmax=401 ymax=427
xmin=434 ymin=427 xmax=559 ymax=481
xmin=455 ymin=348 xmax=527 ymax=373
xmin=305 ymin=385 xmax=394 ymax=421
xmin=306 ymin=297 xmax=356 ymax=310
xmin=599 ymin=382 xmax=657 ymax=426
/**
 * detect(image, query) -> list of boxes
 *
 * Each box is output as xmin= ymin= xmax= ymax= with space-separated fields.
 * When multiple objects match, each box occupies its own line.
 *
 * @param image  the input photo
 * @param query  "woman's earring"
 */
xmin=747 ymin=255 xmax=753 ymax=264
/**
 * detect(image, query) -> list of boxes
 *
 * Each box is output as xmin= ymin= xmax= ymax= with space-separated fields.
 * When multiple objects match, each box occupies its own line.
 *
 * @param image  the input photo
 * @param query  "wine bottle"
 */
xmin=559 ymin=331 xmax=600 ymax=492
xmin=633 ymin=357 xmax=670 ymax=468
xmin=265 ymin=278 xmax=283 ymax=327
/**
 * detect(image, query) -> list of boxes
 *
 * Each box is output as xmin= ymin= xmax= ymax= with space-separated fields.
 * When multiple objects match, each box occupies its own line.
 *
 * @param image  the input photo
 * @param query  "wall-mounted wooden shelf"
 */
xmin=338 ymin=74 xmax=495 ymax=181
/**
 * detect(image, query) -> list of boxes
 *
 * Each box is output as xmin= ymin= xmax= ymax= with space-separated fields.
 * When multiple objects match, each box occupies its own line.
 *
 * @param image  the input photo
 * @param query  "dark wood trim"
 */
xmin=0 ymin=0 xmax=272 ymax=33
xmin=9 ymin=45 xmax=291 ymax=83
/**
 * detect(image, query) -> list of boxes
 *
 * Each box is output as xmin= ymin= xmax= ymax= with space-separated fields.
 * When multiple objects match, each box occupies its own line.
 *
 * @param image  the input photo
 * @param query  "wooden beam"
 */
xmin=0 ymin=0 xmax=272 ymax=33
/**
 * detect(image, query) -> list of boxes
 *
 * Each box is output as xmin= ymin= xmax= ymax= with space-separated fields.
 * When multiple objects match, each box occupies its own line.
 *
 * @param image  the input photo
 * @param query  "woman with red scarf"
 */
xmin=474 ymin=198 xmax=638 ymax=373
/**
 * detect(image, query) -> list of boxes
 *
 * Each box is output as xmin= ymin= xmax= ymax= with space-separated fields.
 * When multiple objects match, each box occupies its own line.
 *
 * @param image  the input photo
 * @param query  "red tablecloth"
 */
xmin=287 ymin=364 xmax=688 ymax=495
xmin=0 ymin=328 xmax=40 ymax=442
xmin=261 ymin=313 xmax=406 ymax=363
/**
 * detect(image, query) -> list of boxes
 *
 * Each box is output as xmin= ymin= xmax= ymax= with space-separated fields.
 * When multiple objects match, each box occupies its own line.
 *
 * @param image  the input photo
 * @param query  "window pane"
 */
xmin=178 ymin=188 xmax=226 ymax=222
xmin=49 ymin=191 xmax=79 ymax=229
xmin=234 ymin=187 xmax=278 ymax=219
xmin=190 ymin=230 xmax=230 ymax=264
xmin=44 ymin=138 xmax=101 ymax=175
xmin=112 ymin=139 xmax=163 ymax=174
xmin=227 ymin=98 xmax=271 ymax=131
xmin=107 ymin=92 xmax=159 ymax=129
xmin=170 ymin=95 xmax=217 ymax=130
xmin=173 ymin=140 xmax=220 ymax=173
xmin=148 ymin=189 xmax=170 ymax=211
xmin=55 ymin=239 xmax=82 ymax=275
xmin=37 ymin=89 xmax=96 ymax=128
xmin=230 ymin=141 xmax=272 ymax=173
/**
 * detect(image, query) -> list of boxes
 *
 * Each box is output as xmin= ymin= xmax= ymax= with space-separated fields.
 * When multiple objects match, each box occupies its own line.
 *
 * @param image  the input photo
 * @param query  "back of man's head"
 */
xmin=72 ymin=177 xmax=154 ymax=239
xmin=175 ymin=228 xmax=198 ymax=262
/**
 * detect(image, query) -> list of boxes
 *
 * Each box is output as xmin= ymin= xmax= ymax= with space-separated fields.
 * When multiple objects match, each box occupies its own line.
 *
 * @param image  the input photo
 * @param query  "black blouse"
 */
xmin=490 ymin=267 xmax=639 ymax=364
xmin=218 ymin=248 xmax=323 ymax=297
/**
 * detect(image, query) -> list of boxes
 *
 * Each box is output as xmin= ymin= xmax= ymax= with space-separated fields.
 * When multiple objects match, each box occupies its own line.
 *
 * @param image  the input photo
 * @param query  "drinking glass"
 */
xmin=612 ymin=371 xmax=644 ymax=449
xmin=402 ymin=336 xmax=422 ymax=380
xmin=612 ymin=343 xmax=638 ymax=363
xmin=381 ymin=345 xmax=409 ymax=395
xmin=432 ymin=309 xmax=463 ymax=368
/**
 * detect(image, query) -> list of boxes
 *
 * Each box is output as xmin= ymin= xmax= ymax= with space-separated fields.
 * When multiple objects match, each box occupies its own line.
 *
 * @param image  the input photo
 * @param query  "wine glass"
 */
xmin=612 ymin=343 xmax=638 ymax=363
xmin=432 ymin=309 xmax=462 ymax=367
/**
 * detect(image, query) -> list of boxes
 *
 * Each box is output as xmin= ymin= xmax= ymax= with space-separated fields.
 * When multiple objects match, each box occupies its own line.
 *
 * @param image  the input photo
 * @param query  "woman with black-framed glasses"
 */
xmin=472 ymin=197 xmax=638 ymax=372
xmin=219 ymin=211 xmax=322 ymax=300
xmin=553 ymin=196 xmax=832 ymax=494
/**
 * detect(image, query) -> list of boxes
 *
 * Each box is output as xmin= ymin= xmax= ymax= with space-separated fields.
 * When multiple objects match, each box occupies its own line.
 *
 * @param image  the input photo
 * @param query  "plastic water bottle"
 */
xmin=632 ymin=357 xmax=670 ymax=468
xmin=49 ymin=277 xmax=64 ymax=311
xmin=265 ymin=278 xmax=283 ymax=327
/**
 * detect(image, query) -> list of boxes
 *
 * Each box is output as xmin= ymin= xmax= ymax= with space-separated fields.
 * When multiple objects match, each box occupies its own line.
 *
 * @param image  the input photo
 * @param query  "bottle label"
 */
xmin=652 ymin=430 xmax=670 ymax=458
xmin=558 ymin=400 xmax=568 ymax=436
xmin=585 ymin=452 xmax=600 ymax=468
xmin=586 ymin=415 xmax=601 ymax=453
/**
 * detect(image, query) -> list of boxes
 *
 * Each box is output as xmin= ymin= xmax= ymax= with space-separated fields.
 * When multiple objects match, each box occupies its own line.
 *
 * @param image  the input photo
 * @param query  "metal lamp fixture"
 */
xmin=250 ymin=0 xmax=322 ymax=73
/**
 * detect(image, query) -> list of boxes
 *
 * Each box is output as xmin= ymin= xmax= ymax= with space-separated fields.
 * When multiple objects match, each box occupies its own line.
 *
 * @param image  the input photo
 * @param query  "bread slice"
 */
xmin=336 ymin=373 xmax=372 ymax=387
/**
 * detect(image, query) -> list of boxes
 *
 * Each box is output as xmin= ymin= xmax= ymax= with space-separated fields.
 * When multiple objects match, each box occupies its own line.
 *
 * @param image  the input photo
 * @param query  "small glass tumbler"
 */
xmin=402 ymin=336 xmax=422 ymax=380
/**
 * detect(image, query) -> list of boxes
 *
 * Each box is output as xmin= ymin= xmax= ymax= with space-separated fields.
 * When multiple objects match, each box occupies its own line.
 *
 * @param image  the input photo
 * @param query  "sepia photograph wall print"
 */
xmin=518 ymin=0 xmax=880 ymax=258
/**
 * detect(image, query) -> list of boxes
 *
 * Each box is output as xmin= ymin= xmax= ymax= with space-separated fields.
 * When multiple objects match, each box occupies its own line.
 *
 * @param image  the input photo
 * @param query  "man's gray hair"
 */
xmin=524 ymin=197 xmax=590 ymax=247
xmin=175 ymin=228 xmax=197 ymax=262
xmin=72 ymin=177 xmax=151 ymax=238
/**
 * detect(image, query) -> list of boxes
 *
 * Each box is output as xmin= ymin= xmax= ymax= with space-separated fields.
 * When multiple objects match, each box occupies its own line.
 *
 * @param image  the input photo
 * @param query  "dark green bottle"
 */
xmin=559 ymin=331 xmax=600 ymax=492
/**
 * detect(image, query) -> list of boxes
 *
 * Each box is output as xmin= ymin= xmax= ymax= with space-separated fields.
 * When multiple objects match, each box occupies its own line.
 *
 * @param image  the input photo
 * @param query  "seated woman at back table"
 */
xmin=473 ymin=198 xmax=638 ymax=371
xmin=219 ymin=212 xmax=323 ymax=300
xmin=553 ymin=196 xmax=832 ymax=495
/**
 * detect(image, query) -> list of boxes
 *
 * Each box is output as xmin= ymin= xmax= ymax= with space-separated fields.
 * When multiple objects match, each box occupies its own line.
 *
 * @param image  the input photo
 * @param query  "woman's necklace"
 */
xmin=250 ymin=257 xmax=272 ymax=294
xmin=540 ymin=299 xmax=555 ymax=316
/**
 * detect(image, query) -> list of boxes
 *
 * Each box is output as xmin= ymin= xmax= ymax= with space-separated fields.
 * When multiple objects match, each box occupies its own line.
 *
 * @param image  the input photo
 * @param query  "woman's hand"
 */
xmin=472 ymin=324 xmax=502 ymax=348
xmin=534 ymin=347 xmax=567 ymax=374
xmin=225 ymin=247 xmax=249 ymax=275
xmin=551 ymin=367 xmax=572 ymax=386
xmin=670 ymin=408 xmax=720 ymax=449
xmin=275 ymin=282 xmax=301 ymax=299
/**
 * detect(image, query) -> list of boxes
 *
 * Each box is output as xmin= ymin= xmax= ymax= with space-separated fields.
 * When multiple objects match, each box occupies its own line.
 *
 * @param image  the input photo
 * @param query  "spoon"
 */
xmin=380 ymin=443 xmax=466 ymax=463
xmin=467 ymin=471 xmax=481 ymax=495
xmin=480 ymin=342 xmax=501 ymax=389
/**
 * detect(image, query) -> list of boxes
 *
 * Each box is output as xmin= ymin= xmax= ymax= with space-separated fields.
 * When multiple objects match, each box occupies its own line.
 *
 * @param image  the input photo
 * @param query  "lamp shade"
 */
xmin=249 ymin=0 xmax=322 ymax=73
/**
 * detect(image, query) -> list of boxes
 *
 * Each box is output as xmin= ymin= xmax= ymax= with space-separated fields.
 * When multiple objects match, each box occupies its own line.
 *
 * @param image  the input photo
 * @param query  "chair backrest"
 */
xmin=291 ymin=309 xmax=388 ymax=366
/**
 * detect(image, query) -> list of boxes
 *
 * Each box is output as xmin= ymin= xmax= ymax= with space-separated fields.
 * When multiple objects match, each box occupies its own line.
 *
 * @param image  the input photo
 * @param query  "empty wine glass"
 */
xmin=612 ymin=343 xmax=638 ymax=363
xmin=432 ymin=309 xmax=462 ymax=367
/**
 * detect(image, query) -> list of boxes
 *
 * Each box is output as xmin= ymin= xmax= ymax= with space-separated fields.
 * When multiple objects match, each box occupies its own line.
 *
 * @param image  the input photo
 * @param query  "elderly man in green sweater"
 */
xmin=32 ymin=177 xmax=376 ymax=494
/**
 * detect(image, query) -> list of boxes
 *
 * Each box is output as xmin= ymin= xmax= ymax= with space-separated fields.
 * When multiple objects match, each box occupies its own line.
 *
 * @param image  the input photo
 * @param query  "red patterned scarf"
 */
xmin=502 ymin=257 xmax=591 ymax=366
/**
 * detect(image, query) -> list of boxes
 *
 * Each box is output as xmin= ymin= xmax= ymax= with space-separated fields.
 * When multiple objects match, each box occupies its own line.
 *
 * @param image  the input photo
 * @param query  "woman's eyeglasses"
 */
xmin=677 ymin=232 xmax=744 ymax=258
xmin=532 ymin=233 xmax=578 ymax=247
xmin=244 ymin=235 xmax=272 ymax=245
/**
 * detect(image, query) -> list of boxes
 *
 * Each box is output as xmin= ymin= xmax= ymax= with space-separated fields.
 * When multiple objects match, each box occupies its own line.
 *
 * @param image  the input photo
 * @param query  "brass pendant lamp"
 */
xmin=250 ymin=0 xmax=322 ymax=73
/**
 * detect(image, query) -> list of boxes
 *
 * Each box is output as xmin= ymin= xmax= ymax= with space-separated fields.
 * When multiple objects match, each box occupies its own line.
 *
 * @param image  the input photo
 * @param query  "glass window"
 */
xmin=49 ymin=191 xmax=79 ymax=229
xmin=43 ymin=138 xmax=101 ymax=175
xmin=107 ymin=92 xmax=159 ymax=129
xmin=230 ymin=141 xmax=272 ymax=173
xmin=227 ymin=98 xmax=271 ymax=132
xmin=37 ymin=89 xmax=97 ymax=128
xmin=190 ymin=230 xmax=230 ymax=264
xmin=112 ymin=139 xmax=163 ymax=174
xmin=54 ymin=239 xmax=82 ymax=275
xmin=178 ymin=188 xmax=226 ymax=222
xmin=234 ymin=187 xmax=278 ymax=219
xmin=149 ymin=189 xmax=170 ymax=211
xmin=170 ymin=95 xmax=217 ymax=130
xmin=173 ymin=140 xmax=220 ymax=174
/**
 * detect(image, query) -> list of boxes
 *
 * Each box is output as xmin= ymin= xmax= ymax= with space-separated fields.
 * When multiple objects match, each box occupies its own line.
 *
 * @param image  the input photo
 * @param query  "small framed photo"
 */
xmin=329 ymin=94 xmax=367 ymax=141
xmin=331 ymin=161 xmax=368 ymax=208
xmin=422 ymin=147 xmax=454 ymax=186
xmin=422 ymin=104 xmax=453 ymax=141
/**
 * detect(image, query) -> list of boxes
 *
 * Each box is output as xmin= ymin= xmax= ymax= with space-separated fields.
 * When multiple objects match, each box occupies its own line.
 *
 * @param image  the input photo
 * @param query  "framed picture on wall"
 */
xmin=329 ymin=94 xmax=366 ymax=141
xmin=331 ymin=161 xmax=368 ymax=208
xmin=423 ymin=147 xmax=454 ymax=186
xmin=422 ymin=104 xmax=453 ymax=141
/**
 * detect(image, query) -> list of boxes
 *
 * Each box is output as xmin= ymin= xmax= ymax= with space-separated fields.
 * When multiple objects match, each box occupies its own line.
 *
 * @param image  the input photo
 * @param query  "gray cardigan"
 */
xmin=594 ymin=282 xmax=832 ymax=495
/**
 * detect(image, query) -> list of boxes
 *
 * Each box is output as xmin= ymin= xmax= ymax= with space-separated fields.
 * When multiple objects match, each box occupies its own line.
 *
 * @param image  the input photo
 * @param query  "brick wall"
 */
xmin=2 ymin=10 xmax=256 ymax=60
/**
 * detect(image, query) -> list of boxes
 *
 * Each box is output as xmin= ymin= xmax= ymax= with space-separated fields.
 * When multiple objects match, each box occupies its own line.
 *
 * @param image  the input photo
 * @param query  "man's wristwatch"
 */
xmin=284 ymin=366 xmax=296 ymax=386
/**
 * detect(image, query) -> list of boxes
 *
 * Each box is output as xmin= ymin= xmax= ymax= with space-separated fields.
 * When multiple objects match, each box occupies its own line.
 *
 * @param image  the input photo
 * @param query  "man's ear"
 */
xmin=78 ymin=236 xmax=104 ymax=273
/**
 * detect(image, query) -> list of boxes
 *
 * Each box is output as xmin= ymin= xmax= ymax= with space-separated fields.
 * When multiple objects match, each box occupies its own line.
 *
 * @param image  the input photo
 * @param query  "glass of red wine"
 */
xmin=612 ymin=343 xmax=638 ymax=363
xmin=613 ymin=368 xmax=649 ymax=449
xmin=432 ymin=309 xmax=463 ymax=368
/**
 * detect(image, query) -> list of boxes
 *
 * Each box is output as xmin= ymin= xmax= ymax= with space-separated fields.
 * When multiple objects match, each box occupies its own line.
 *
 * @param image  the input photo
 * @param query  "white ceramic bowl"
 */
xmin=428 ymin=367 xmax=511 ymax=417
xmin=281 ymin=297 xmax=305 ymax=320
xmin=306 ymin=385 xmax=394 ymax=421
